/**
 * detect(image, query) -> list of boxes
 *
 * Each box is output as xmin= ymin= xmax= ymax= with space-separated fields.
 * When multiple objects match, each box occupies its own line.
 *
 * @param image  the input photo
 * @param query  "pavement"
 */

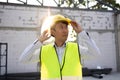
xmin=83 ymin=72 xmax=120 ymax=80
xmin=0 ymin=72 xmax=120 ymax=80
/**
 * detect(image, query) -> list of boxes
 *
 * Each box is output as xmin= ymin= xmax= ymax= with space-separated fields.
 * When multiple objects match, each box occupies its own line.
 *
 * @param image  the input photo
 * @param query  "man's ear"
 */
xmin=51 ymin=29 xmax=55 ymax=37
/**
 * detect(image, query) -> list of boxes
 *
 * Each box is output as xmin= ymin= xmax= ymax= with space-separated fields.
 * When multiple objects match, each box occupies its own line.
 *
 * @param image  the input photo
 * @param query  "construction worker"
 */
xmin=20 ymin=14 xmax=100 ymax=80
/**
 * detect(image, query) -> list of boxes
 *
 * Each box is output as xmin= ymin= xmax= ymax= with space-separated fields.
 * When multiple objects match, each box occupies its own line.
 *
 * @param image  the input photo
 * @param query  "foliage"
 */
xmin=61 ymin=0 xmax=120 ymax=10
xmin=91 ymin=0 xmax=120 ymax=10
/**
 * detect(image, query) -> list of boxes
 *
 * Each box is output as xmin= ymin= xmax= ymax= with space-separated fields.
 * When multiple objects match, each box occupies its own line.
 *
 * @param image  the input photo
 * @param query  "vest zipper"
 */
xmin=54 ymin=46 xmax=62 ymax=80
xmin=54 ymin=43 xmax=68 ymax=80
xmin=60 ymin=68 xmax=62 ymax=80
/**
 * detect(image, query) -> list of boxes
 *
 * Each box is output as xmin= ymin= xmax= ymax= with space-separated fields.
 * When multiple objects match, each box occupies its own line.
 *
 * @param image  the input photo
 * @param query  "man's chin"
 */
xmin=62 ymin=38 xmax=67 ymax=42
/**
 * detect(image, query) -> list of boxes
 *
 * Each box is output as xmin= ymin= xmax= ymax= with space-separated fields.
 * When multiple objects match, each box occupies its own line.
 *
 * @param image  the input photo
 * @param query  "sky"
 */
xmin=0 ymin=0 xmax=57 ymax=6
xmin=0 ymin=0 xmax=119 ymax=7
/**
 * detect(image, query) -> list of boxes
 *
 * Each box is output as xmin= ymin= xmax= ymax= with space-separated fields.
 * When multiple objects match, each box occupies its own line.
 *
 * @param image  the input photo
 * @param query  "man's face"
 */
xmin=51 ymin=22 xmax=68 ymax=42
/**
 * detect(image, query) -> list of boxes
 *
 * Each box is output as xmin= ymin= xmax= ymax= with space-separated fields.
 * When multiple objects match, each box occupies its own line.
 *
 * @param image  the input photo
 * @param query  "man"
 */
xmin=20 ymin=14 xmax=100 ymax=80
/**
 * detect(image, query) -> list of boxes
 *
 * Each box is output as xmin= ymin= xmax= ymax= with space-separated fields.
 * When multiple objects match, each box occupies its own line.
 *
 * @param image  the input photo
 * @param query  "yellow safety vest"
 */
xmin=40 ymin=42 xmax=82 ymax=80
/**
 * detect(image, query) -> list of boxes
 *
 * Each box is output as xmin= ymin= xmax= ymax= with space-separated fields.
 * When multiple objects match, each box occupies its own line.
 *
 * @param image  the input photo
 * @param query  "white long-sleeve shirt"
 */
xmin=19 ymin=31 xmax=100 ymax=64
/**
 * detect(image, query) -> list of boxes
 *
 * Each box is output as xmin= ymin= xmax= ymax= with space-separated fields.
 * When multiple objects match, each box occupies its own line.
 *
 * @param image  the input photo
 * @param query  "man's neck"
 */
xmin=55 ymin=41 xmax=65 ymax=47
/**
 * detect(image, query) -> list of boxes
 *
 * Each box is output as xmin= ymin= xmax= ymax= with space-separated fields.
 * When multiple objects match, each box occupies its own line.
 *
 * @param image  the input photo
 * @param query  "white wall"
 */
xmin=0 ymin=4 xmax=118 ymax=73
xmin=117 ymin=14 xmax=120 ymax=71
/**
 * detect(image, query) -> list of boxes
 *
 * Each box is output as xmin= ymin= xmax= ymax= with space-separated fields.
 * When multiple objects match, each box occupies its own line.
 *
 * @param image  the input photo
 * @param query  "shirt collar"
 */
xmin=53 ymin=42 xmax=66 ymax=48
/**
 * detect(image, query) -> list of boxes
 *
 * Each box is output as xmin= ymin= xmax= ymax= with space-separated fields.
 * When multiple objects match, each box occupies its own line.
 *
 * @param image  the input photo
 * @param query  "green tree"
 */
xmin=60 ymin=0 xmax=120 ymax=10
xmin=91 ymin=0 xmax=120 ymax=10
xmin=59 ymin=0 xmax=85 ymax=8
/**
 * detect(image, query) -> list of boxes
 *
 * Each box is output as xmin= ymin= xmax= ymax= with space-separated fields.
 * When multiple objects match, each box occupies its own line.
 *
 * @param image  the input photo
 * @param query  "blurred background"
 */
xmin=0 ymin=0 xmax=120 ymax=80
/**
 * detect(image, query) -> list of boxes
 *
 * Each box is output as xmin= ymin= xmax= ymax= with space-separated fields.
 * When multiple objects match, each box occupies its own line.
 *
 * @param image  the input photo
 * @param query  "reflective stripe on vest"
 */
xmin=40 ymin=42 xmax=82 ymax=80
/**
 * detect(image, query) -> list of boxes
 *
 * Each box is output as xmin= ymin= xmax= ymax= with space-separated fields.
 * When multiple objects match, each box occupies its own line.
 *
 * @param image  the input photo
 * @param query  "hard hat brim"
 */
xmin=50 ymin=14 xmax=71 ymax=26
